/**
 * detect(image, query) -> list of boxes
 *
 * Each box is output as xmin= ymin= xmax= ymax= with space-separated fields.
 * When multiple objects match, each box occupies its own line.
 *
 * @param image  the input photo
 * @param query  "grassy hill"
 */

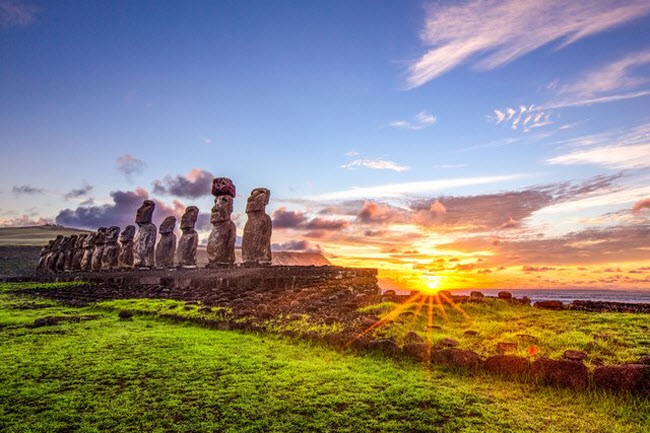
xmin=0 ymin=225 xmax=92 ymax=277
xmin=0 ymin=225 xmax=91 ymax=247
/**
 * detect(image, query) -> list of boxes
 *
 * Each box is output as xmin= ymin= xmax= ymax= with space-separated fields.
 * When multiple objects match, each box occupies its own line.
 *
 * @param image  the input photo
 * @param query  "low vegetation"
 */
xmin=1 ymin=283 xmax=649 ymax=432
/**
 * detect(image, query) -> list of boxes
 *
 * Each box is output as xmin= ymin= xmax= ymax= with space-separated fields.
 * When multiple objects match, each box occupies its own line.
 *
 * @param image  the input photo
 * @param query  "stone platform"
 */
xmin=8 ymin=266 xmax=380 ymax=315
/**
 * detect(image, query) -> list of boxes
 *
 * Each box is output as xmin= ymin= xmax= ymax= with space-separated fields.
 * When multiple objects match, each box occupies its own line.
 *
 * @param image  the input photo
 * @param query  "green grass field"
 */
xmin=1 ymin=283 xmax=649 ymax=432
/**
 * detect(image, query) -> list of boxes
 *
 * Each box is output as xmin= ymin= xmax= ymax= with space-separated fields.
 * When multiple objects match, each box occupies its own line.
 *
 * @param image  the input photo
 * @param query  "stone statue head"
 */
xmin=83 ymin=233 xmax=95 ymax=248
xmin=120 ymin=225 xmax=136 ymax=243
xmin=135 ymin=200 xmax=155 ymax=224
xmin=211 ymin=195 xmax=233 ymax=223
xmin=67 ymin=235 xmax=78 ymax=249
xmin=52 ymin=235 xmax=64 ymax=250
xmin=95 ymin=227 xmax=107 ymax=245
xmin=106 ymin=226 xmax=120 ymax=243
xmin=75 ymin=234 xmax=86 ymax=249
xmin=246 ymin=188 xmax=270 ymax=213
xmin=211 ymin=177 xmax=236 ymax=198
xmin=159 ymin=216 xmax=177 ymax=234
xmin=180 ymin=206 xmax=199 ymax=231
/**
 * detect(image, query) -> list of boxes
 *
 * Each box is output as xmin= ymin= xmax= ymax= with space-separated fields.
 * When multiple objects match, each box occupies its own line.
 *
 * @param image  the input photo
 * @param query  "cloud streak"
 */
xmin=407 ymin=0 xmax=650 ymax=88
xmin=307 ymin=173 xmax=530 ymax=201
xmin=341 ymin=158 xmax=410 ymax=172
xmin=388 ymin=111 xmax=437 ymax=130
xmin=116 ymin=154 xmax=145 ymax=178
xmin=12 ymin=185 xmax=44 ymax=195
xmin=0 ymin=0 xmax=36 ymax=28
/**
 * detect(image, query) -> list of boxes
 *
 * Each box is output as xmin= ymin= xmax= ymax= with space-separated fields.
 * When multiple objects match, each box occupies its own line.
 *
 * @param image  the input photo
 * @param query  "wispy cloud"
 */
xmin=0 ymin=0 xmax=36 ymax=28
xmin=491 ymin=104 xmax=553 ymax=132
xmin=116 ymin=154 xmax=145 ymax=179
xmin=406 ymin=0 xmax=650 ymax=88
xmin=64 ymin=184 xmax=93 ymax=200
xmin=307 ymin=174 xmax=530 ymax=201
xmin=388 ymin=110 xmax=437 ymax=130
xmin=547 ymin=143 xmax=650 ymax=169
xmin=546 ymin=121 xmax=650 ymax=169
xmin=560 ymin=49 xmax=650 ymax=98
xmin=12 ymin=185 xmax=44 ymax=195
xmin=341 ymin=159 xmax=410 ymax=172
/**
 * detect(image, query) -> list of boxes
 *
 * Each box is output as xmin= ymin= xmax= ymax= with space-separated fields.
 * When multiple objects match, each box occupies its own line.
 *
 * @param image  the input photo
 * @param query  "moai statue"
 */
xmin=71 ymin=234 xmax=87 ymax=271
xmin=118 ymin=225 xmax=136 ymax=269
xmin=91 ymin=227 xmax=107 ymax=271
xmin=63 ymin=235 xmax=78 ymax=271
xmin=101 ymin=226 xmax=120 ymax=270
xmin=176 ymin=206 xmax=199 ymax=268
xmin=207 ymin=177 xmax=236 ymax=267
xmin=155 ymin=216 xmax=177 ymax=268
xmin=37 ymin=240 xmax=53 ymax=272
xmin=46 ymin=235 xmax=64 ymax=272
xmin=80 ymin=232 xmax=97 ymax=272
xmin=55 ymin=236 xmax=71 ymax=272
xmin=241 ymin=188 xmax=272 ymax=265
xmin=133 ymin=200 xmax=157 ymax=268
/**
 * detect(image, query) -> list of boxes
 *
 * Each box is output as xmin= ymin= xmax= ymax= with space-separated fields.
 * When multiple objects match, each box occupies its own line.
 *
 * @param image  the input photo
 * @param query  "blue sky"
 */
xmin=2 ymin=0 xmax=650 ymax=288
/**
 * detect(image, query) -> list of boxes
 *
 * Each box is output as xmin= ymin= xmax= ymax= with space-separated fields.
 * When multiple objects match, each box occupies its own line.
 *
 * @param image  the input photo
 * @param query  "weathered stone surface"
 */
xmin=498 ymin=291 xmax=512 ymax=299
xmin=593 ymin=364 xmax=650 ymax=396
xmin=207 ymin=195 xmax=236 ymax=266
xmin=36 ymin=240 xmax=53 ymax=272
xmin=404 ymin=331 xmax=424 ymax=344
xmin=563 ymin=349 xmax=587 ymax=361
xmin=464 ymin=330 xmax=478 ymax=336
xmin=242 ymin=187 xmax=272 ymax=265
xmin=91 ymin=228 xmax=107 ymax=271
xmin=63 ymin=235 xmax=78 ymax=271
xmin=367 ymin=339 xmax=400 ymax=357
xmin=496 ymin=342 xmax=518 ymax=354
xmin=484 ymin=355 xmax=529 ymax=377
xmin=155 ymin=216 xmax=177 ymax=268
xmin=80 ymin=233 xmax=96 ymax=271
xmin=402 ymin=343 xmax=431 ymax=362
xmin=430 ymin=349 xmax=482 ymax=370
xmin=440 ymin=337 xmax=459 ymax=347
xmin=534 ymin=300 xmax=564 ymax=310
xmin=133 ymin=200 xmax=157 ymax=268
xmin=530 ymin=358 xmax=589 ymax=390
xmin=177 ymin=206 xmax=199 ymax=268
xmin=638 ymin=356 xmax=650 ymax=365
xmin=45 ymin=235 xmax=64 ymax=272
xmin=70 ymin=235 xmax=86 ymax=271
xmin=211 ymin=177 xmax=236 ymax=198
xmin=101 ymin=226 xmax=120 ymax=270
xmin=118 ymin=225 xmax=135 ymax=269
xmin=469 ymin=291 xmax=484 ymax=301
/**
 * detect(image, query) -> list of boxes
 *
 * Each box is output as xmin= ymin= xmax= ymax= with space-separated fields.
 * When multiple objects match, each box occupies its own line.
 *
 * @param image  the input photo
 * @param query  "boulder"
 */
xmin=367 ymin=339 xmax=400 ymax=357
xmin=430 ymin=349 xmax=482 ymax=370
xmin=484 ymin=355 xmax=529 ymax=378
xmin=496 ymin=342 xmax=518 ymax=354
xmin=534 ymin=300 xmax=564 ymax=310
xmin=404 ymin=331 xmax=424 ymax=344
xmin=530 ymin=358 xmax=589 ymax=390
xmin=402 ymin=343 xmax=431 ymax=362
xmin=464 ymin=330 xmax=478 ymax=336
xmin=637 ymin=356 xmax=650 ymax=365
xmin=563 ymin=350 xmax=587 ymax=361
xmin=593 ymin=364 xmax=650 ymax=396
xmin=440 ymin=337 xmax=459 ymax=348
xmin=469 ymin=291 xmax=484 ymax=300
xmin=497 ymin=291 xmax=512 ymax=299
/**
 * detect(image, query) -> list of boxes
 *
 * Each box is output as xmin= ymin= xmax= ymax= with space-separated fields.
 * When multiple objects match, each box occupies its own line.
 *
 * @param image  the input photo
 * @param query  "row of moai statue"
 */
xmin=36 ymin=177 xmax=272 ymax=273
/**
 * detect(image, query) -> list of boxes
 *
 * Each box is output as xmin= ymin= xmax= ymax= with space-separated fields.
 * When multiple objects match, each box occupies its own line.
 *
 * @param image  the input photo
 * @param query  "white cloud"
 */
xmin=537 ymin=185 xmax=650 ymax=214
xmin=389 ymin=110 xmax=437 ymax=130
xmin=308 ymin=174 xmax=531 ymax=201
xmin=546 ymin=143 xmax=650 ymax=169
xmin=406 ymin=0 xmax=650 ymax=88
xmin=490 ymin=104 xmax=553 ymax=132
xmin=546 ymin=122 xmax=650 ymax=169
xmin=559 ymin=49 xmax=650 ymax=98
xmin=341 ymin=159 xmax=410 ymax=172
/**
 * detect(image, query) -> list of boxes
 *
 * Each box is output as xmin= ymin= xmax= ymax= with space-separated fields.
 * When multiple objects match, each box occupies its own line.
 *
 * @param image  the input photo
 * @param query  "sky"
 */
xmin=1 ymin=0 xmax=650 ymax=291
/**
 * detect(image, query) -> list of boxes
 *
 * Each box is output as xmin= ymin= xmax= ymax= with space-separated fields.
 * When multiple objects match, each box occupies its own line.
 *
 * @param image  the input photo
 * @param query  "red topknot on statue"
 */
xmin=211 ymin=177 xmax=236 ymax=198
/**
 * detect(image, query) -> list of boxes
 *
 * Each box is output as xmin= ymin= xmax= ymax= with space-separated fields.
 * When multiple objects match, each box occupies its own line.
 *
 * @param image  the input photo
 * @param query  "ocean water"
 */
xmin=449 ymin=289 xmax=650 ymax=305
